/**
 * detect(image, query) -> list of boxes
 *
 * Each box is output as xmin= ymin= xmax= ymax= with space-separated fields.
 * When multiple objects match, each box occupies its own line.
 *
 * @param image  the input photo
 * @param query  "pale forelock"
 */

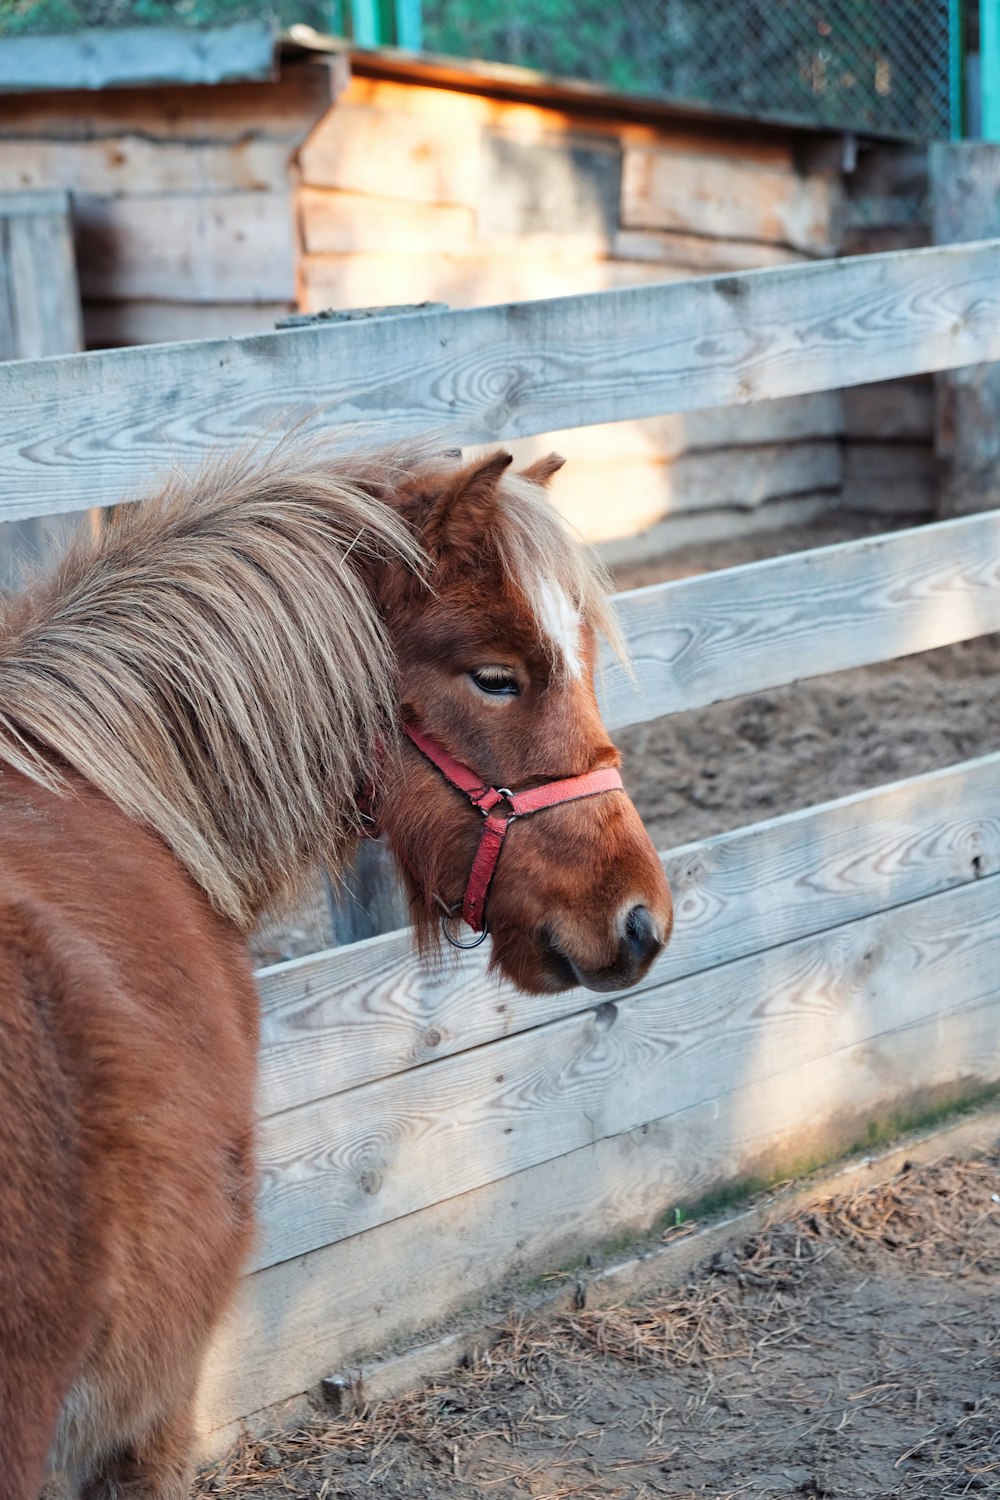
xmin=493 ymin=471 xmax=625 ymax=676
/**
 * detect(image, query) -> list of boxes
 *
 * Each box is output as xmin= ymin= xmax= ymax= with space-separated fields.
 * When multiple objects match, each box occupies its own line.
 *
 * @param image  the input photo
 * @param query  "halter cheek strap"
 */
xmin=403 ymin=721 xmax=624 ymax=936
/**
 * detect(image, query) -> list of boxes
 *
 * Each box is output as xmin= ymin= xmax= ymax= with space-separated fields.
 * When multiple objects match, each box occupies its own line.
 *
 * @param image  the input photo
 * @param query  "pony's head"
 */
xmin=374 ymin=450 xmax=673 ymax=995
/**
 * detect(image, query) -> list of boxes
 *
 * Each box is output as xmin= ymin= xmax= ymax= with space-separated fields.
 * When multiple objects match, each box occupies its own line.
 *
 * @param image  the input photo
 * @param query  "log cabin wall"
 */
xmin=0 ymin=54 xmax=344 ymax=349
xmin=0 ymin=37 xmax=934 ymax=556
xmin=295 ymin=60 xmax=936 ymax=557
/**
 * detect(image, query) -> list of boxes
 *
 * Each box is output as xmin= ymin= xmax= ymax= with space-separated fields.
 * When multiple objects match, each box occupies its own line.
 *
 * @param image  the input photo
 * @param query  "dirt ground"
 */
xmin=198 ymin=1151 xmax=1000 ymax=1500
xmin=613 ymin=513 xmax=1000 ymax=856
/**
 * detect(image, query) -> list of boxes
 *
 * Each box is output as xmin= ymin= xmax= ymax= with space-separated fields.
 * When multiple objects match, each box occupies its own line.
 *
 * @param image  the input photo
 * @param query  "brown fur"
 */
xmin=0 ymin=440 xmax=670 ymax=1497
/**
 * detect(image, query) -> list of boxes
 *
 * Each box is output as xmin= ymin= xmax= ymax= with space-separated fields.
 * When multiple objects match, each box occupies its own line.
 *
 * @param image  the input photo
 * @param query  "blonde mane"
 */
xmin=0 ymin=440 xmax=618 ymax=930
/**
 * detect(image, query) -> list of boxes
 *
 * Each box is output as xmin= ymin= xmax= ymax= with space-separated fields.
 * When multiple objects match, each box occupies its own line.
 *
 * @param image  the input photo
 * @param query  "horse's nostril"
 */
xmin=623 ymin=904 xmax=661 ymax=966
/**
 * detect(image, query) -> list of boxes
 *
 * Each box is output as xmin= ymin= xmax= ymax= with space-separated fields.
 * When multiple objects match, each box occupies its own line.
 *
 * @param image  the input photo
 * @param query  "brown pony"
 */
xmin=0 ymin=440 xmax=671 ymax=1497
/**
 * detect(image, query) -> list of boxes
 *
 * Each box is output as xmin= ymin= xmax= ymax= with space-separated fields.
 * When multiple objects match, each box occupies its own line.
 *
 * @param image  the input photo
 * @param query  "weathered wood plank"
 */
xmin=597 ymin=491 xmax=837 ymax=566
xmin=0 ymin=194 xmax=84 ymax=584
xmin=0 ymin=59 xmax=340 ymax=143
xmin=257 ymin=753 xmax=1000 ymax=1117
xmin=621 ymin=145 xmax=842 ymax=255
xmin=3 ymin=240 xmax=1000 ymax=518
xmin=252 ymin=869 xmax=1000 ymax=1271
xmin=0 ymin=193 xmax=82 ymax=360
xmin=298 ymin=102 xmax=481 ymax=206
xmin=612 ymin=227 xmax=810 ymax=271
xmin=75 ymin=192 xmax=296 ymax=304
xmin=550 ymin=440 xmax=841 ymax=543
xmin=0 ymin=21 xmax=276 ymax=92
xmin=83 ymin=299 xmax=294 ymax=350
xmin=842 ymin=443 xmax=935 ymax=515
xmin=601 ymin=509 xmax=1000 ymax=731
xmin=841 ymin=377 xmax=933 ymax=442
xmin=298 ymin=248 xmax=687 ymax=316
xmin=340 ymin=75 xmax=798 ymax=169
xmin=510 ymin=392 xmax=845 ymax=463
xmin=299 ymin=189 xmax=474 ymax=255
xmin=200 ymin=988 xmax=1000 ymax=1431
xmin=477 ymin=130 xmax=621 ymax=243
xmin=931 ymin=141 xmax=1000 ymax=517
xmin=0 ymin=138 xmax=294 ymax=198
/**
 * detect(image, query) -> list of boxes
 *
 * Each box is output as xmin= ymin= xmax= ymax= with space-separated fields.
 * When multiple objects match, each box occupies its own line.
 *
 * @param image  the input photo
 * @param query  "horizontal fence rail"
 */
xmin=2 ymin=239 xmax=1000 ymax=519
xmin=602 ymin=509 xmax=1000 ymax=728
xmin=256 ymin=751 xmax=1000 ymax=1121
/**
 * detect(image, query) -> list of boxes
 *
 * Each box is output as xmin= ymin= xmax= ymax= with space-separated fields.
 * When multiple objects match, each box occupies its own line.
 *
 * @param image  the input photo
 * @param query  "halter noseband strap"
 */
xmin=402 ymin=721 xmax=624 ymax=940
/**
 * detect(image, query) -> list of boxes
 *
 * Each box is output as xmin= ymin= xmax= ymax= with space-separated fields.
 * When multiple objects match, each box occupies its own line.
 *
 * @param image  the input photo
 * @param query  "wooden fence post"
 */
xmin=327 ymin=839 xmax=410 ymax=945
xmin=930 ymin=143 xmax=1000 ymax=515
xmin=0 ymin=190 xmax=84 ymax=583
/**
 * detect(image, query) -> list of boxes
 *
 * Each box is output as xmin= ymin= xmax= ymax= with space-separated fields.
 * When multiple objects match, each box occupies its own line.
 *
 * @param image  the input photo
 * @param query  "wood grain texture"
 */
xmin=74 ymin=192 xmax=296 ymax=304
xmin=0 ymin=138 xmax=294 ymax=198
xmin=600 ymin=509 xmax=1000 ymax=730
xmin=299 ymin=189 xmax=475 ymax=255
xmin=931 ymin=142 xmax=1000 ymax=517
xmin=0 ymin=195 xmax=83 ymax=581
xmin=621 ymin=145 xmax=842 ymax=255
xmin=256 ymin=754 xmax=1000 ymax=1117
xmin=200 ymin=988 xmax=1000 ymax=1430
xmin=612 ymin=227 xmax=810 ymax=271
xmin=3 ymin=240 xmax=1000 ymax=519
xmin=251 ymin=868 xmax=1000 ymax=1271
xmin=0 ymin=198 xmax=82 ymax=360
xmin=298 ymin=102 xmax=481 ymax=206
xmin=0 ymin=59 xmax=338 ymax=143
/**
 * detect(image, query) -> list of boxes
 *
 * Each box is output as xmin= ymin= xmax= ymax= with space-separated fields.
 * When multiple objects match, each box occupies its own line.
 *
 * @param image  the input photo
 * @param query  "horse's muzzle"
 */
xmin=541 ymin=904 xmax=666 ymax=993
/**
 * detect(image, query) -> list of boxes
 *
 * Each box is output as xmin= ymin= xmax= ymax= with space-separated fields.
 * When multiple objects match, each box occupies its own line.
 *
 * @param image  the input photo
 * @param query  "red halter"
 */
xmin=402 ymin=721 xmax=624 ymax=943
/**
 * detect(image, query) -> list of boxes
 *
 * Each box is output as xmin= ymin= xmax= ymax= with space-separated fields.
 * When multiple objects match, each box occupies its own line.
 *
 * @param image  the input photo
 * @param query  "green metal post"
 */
xmin=982 ymin=0 xmax=1000 ymax=139
xmin=950 ymin=0 xmax=964 ymax=139
xmin=395 ymin=0 xmax=423 ymax=50
xmin=351 ymin=0 xmax=381 ymax=47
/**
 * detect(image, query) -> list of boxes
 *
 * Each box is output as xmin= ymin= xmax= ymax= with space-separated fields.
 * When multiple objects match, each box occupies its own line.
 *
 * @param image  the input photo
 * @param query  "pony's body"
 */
xmin=0 ymin=442 xmax=671 ymax=1496
xmin=0 ymin=768 xmax=256 ymax=1493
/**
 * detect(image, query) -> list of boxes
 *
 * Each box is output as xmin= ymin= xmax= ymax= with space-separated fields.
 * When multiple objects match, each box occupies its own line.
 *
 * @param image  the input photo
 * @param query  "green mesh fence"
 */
xmin=1 ymin=0 xmax=957 ymax=141
xmin=423 ymin=0 xmax=956 ymax=140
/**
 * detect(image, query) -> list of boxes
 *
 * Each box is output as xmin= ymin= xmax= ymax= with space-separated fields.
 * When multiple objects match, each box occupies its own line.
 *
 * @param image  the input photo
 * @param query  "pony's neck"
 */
xmin=0 ymin=448 xmax=427 ymax=931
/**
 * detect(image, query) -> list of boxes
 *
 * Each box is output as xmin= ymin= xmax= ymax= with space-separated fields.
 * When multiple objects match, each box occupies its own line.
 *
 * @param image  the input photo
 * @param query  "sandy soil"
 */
xmin=198 ymin=1151 xmax=1000 ymax=1500
xmin=613 ymin=514 xmax=1000 ymax=854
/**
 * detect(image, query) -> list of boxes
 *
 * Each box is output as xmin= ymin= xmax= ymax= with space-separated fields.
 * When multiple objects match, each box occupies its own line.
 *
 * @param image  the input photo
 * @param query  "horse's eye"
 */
xmin=469 ymin=668 xmax=520 ymax=697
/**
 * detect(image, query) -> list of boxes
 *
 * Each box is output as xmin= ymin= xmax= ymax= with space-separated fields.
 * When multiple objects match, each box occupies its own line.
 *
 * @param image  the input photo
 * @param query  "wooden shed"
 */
xmin=1 ymin=24 xmax=935 ymax=557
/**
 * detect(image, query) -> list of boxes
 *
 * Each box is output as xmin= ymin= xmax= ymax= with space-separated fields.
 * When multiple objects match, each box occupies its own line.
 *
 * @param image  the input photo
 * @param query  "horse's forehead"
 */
xmin=442 ymin=562 xmax=585 ymax=679
xmin=477 ymin=569 xmax=584 ymax=680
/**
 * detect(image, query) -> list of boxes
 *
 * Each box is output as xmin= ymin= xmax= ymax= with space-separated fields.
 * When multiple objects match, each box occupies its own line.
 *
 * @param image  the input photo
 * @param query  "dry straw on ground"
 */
xmin=198 ymin=1150 xmax=1000 ymax=1500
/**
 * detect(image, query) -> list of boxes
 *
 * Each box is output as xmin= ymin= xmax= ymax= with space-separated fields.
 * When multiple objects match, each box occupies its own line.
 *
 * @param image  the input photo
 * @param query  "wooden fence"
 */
xmin=6 ymin=241 xmax=1000 ymax=1445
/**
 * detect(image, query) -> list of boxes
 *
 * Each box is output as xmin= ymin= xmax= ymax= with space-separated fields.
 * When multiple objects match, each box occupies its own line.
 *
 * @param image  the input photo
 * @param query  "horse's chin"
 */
xmin=491 ymin=926 xmax=663 ymax=996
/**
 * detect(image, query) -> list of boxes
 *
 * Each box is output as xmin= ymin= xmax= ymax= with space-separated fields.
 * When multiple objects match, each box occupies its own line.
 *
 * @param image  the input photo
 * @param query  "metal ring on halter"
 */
xmin=441 ymin=911 xmax=489 ymax=949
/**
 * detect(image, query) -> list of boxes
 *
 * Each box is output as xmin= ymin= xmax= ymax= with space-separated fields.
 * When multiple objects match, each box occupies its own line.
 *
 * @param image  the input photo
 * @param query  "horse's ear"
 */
xmin=520 ymin=452 xmax=566 ymax=486
xmin=424 ymin=450 xmax=513 ymax=553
